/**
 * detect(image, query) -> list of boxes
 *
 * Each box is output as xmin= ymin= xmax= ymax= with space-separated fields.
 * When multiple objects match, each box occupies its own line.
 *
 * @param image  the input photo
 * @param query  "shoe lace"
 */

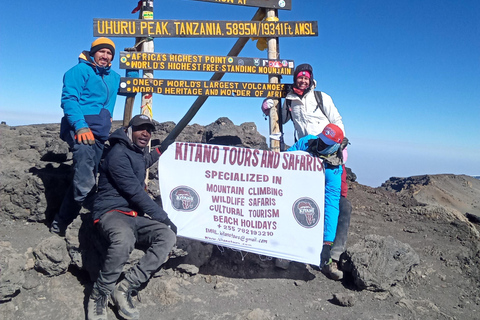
xmin=95 ymin=293 xmax=108 ymax=315
xmin=126 ymin=288 xmax=141 ymax=308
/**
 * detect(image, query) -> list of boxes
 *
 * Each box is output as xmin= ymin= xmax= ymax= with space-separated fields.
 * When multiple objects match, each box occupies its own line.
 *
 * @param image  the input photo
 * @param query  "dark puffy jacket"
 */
xmin=93 ymin=128 xmax=166 ymax=222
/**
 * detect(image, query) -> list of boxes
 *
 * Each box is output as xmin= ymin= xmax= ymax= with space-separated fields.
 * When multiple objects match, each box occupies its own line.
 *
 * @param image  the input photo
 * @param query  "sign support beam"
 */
xmin=159 ymin=8 xmax=266 ymax=152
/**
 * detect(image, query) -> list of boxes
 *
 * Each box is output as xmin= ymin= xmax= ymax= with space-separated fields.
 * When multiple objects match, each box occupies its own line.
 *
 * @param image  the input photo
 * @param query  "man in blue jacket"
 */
xmin=87 ymin=115 xmax=177 ymax=320
xmin=50 ymin=37 xmax=121 ymax=236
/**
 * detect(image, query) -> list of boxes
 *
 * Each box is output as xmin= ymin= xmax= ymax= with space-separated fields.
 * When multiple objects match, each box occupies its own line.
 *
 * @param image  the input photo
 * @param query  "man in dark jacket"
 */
xmin=87 ymin=114 xmax=177 ymax=320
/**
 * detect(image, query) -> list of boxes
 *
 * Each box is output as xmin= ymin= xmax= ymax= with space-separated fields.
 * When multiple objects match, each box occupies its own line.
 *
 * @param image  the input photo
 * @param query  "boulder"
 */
xmin=33 ymin=236 xmax=70 ymax=276
xmin=343 ymin=234 xmax=420 ymax=291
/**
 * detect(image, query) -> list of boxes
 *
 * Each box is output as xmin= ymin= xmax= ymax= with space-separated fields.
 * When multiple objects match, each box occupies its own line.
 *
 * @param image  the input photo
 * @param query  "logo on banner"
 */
xmin=292 ymin=198 xmax=320 ymax=228
xmin=170 ymin=186 xmax=200 ymax=212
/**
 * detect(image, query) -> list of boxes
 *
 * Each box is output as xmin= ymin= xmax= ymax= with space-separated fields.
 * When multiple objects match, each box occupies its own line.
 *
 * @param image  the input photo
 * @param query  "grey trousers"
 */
xmin=54 ymin=140 xmax=104 ymax=230
xmin=94 ymin=211 xmax=176 ymax=295
xmin=330 ymin=196 xmax=352 ymax=261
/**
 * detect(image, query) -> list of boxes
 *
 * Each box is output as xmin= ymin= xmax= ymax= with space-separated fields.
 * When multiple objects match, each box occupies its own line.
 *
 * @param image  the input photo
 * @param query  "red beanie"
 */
xmin=296 ymin=70 xmax=311 ymax=79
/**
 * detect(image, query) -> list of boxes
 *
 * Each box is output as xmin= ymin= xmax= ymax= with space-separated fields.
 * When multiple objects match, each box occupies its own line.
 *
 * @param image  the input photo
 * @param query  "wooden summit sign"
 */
xmin=120 ymin=52 xmax=295 ymax=75
xmin=119 ymin=77 xmax=286 ymax=98
xmin=192 ymin=0 xmax=292 ymax=10
xmin=94 ymin=19 xmax=317 ymax=37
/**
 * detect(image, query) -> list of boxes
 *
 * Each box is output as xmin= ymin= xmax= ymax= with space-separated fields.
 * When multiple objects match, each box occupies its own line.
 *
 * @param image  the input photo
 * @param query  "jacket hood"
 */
xmin=292 ymin=63 xmax=315 ymax=95
xmin=108 ymin=127 xmax=146 ymax=153
xmin=293 ymin=63 xmax=314 ymax=84
xmin=79 ymin=50 xmax=112 ymax=75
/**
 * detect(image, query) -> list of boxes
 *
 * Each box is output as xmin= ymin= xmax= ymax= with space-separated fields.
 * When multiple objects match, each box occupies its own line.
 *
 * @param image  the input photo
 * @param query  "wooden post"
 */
xmin=122 ymin=1 xmax=153 ymax=127
xmin=139 ymin=0 xmax=154 ymax=185
xmin=140 ymin=1 xmax=154 ymax=119
xmin=159 ymin=8 xmax=266 ymax=152
xmin=266 ymin=9 xmax=282 ymax=153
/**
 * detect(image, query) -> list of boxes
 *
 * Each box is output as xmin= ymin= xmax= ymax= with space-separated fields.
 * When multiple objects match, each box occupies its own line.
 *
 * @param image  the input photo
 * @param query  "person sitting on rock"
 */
xmin=287 ymin=123 xmax=350 ymax=280
xmin=87 ymin=114 xmax=177 ymax=320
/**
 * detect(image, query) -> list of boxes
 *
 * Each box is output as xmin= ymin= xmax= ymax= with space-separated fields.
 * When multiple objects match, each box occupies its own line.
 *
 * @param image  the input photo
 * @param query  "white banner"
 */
xmin=158 ymin=142 xmax=325 ymax=265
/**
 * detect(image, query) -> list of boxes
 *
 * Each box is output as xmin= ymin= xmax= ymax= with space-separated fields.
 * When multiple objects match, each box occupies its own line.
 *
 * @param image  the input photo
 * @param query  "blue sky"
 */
xmin=1 ymin=0 xmax=479 ymax=187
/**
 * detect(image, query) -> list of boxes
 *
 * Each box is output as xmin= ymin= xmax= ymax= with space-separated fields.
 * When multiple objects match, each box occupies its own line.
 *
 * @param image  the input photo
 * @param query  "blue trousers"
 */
xmin=323 ymin=164 xmax=343 ymax=243
xmin=93 ymin=211 xmax=177 ymax=295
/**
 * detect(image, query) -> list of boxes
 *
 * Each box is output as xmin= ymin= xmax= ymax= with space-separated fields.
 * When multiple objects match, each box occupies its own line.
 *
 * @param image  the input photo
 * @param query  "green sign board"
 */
xmin=120 ymin=52 xmax=294 ymax=75
xmin=119 ymin=77 xmax=286 ymax=98
xmin=94 ymin=19 xmax=317 ymax=37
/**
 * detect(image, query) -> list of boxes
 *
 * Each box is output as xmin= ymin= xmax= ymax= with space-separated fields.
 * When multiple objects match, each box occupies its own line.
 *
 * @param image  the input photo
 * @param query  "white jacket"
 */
xmin=282 ymin=81 xmax=345 ymax=139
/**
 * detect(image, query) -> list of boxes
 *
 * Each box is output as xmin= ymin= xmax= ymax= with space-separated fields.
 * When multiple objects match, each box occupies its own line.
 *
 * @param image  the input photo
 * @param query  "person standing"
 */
xmin=263 ymin=63 xmax=345 ymax=139
xmin=262 ymin=63 xmax=352 ymax=280
xmin=87 ymin=115 xmax=177 ymax=320
xmin=50 ymin=37 xmax=121 ymax=236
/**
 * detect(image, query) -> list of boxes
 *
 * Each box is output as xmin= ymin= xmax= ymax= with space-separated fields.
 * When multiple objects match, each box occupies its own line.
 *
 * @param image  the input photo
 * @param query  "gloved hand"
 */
xmin=75 ymin=128 xmax=95 ymax=145
xmin=261 ymin=98 xmax=274 ymax=116
xmin=342 ymin=147 xmax=348 ymax=163
xmin=320 ymin=243 xmax=332 ymax=270
xmin=163 ymin=218 xmax=177 ymax=235
xmin=340 ymin=138 xmax=349 ymax=163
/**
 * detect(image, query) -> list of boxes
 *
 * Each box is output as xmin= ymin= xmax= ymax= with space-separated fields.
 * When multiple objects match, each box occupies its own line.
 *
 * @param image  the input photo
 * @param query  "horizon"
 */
xmin=2 ymin=118 xmax=479 ymax=187
xmin=1 ymin=0 xmax=479 ymax=187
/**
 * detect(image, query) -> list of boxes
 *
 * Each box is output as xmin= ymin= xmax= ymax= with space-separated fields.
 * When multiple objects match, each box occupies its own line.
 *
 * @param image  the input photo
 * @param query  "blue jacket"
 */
xmin=287 ymin=135 xmax=342 ymax=243
xmin=60 ymin=51 xmax=120 ymax=142
xmin=93 ymin=128 xmax=167 ymax=222
xmin=287 ymin=134 xmax=317 ymax=152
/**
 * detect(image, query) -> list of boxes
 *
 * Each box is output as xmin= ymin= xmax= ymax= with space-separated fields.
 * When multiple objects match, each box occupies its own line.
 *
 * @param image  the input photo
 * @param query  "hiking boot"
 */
xmin=322 ymin=258 xmax=343 ymax=281
xmin=87 ymin=288 xmax=108 ymax=320
xmin=49 ymin=220 xmax=66 ymax=237
xmin=111 ymin=279 xmax=140 ymax=320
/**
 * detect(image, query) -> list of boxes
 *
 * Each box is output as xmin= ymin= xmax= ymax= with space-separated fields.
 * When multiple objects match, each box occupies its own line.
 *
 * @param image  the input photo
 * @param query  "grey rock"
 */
xmin=0 ymin=241 xmax=26 ymax=302
xmin=343 ymin=234 xmax=420 ymax=291
xmin=33 ymin=236 xmax=70 ymax=276
xmin=176 ymin=238 xmax=213 ymax=268
xmin=176 ymin=264 xmax=199 ymax=275
xmin=202 ymin=117 xmax=268 ymax=149
xmin=332 ymin=293 xmax=356 ymax=307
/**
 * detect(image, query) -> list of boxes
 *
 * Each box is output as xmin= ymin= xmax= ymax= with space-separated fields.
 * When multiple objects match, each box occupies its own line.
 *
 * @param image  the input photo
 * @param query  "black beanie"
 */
xmin=293 ymin=63 xmax=314 ymax=83
xmin=89 ymin=37 xmax=115 ymax=58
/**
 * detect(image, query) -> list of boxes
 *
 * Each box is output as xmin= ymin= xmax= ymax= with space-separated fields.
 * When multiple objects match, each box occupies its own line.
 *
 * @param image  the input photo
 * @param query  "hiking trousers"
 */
xmin=324 ymin=164 xmax=343 ymax=243
xmin=94 ymin=211 xmax=176 ymax=295
xmin=330 ymin=196 xmax=352 ymax=261
xmin=54 ymin=140 xmax=104 ymax=229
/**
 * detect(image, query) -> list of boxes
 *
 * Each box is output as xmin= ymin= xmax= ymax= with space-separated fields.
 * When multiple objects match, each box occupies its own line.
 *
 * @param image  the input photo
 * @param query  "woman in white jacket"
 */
xmin=262 ymin=63 xmax=352 ymax=281
xmin=281 ymin=63 xmax=345 ymax=139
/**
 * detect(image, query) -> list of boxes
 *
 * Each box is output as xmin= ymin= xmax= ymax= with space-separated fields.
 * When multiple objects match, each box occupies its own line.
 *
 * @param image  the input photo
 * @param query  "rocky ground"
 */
xmin=1 ymin=119 xmax=479 ymax=320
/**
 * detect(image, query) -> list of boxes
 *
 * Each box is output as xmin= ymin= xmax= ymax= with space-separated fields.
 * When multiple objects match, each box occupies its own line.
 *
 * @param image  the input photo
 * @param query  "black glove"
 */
xmin=320 ymin=243 xmax=332 ymax=269
xmin=163 ymin=218 xmax=177 ymax=235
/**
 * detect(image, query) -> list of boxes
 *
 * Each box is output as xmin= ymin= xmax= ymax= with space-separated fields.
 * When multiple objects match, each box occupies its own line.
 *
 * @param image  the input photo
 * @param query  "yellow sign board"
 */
xmin=120 ymin=52 xmax=294 ymax=75
xmin=94 ymin=19 xmax=318 ymax=37
xmin=119 ymin=77 xmax=286 ymax=98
